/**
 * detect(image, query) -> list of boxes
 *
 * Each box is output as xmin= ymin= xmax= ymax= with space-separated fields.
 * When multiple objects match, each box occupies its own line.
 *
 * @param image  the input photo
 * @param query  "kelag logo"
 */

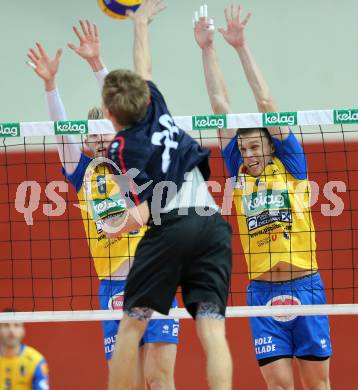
xmin=54 ymin=120 xmax=88 ymax=135
xmin=192 ymin=115 xmax=227 ymax=130
xmin=263 ymin=112 xmax=297 ymax=127
xmin=0 ymin=123 xmax=20 ymax=137
xmin=243 ymin=189 xmax=290 ymax=216
xmin=333 ymin=109 xmax=358 ymax=124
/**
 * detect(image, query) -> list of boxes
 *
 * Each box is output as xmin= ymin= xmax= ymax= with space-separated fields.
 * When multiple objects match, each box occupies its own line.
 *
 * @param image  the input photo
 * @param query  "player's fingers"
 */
xmin=27 ymin=52 xmax=38 ymax=65
xmin=153 ymin=2 xmax=166 ymax=15
xmin=231 ymin=3 xmax=236 ymax=19
xmin=79 ymin=19 xmax=88 ymax=36
xmin=29 ymin=48 xmax=40 ymax=61
xmin=72 ymin=26 xmax=83 ymax=42
xmin=224 ymin=6 xmax=230 ymax=24
xmin=67 ymin=42 xmax=79 ymax=53
xmin=86 ymin=20 xmax=93 ymax=36
xmin=36 ymin=42 xmax=47 ymax=58
xmin=93 ymin=23 xmax=99 ymax=38
xmin=208 ymin=17 xmax=215 ymax=31
xmin=55 ymin=48 xmax=63 ymax=62
xmin=242 ymin=12 xmax=251 ymax=26
xmin=126 ymin=9 xmax=134 ymax=19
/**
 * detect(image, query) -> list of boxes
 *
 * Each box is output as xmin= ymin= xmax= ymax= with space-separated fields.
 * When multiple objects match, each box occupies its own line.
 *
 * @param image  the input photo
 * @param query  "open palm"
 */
xmin=27 ymin=43 xmax=62 ymax=82
xmin=219 ymin=5 xmax=251 ymax=49
xmin=68 ymin=20 xmax=100 ymax=61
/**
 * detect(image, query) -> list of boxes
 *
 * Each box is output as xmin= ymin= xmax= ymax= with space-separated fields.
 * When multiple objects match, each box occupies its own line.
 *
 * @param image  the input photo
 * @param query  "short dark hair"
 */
xmin=236 ymin=127 xmax=271 ymax=141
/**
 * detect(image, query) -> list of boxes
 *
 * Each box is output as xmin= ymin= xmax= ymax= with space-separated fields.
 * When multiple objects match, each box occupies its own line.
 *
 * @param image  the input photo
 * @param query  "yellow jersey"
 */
xmin=63 ymin=154 xmax=146 ymax=279
xmin=223 ymin=132 xmax=318 ymax=279
xmin=0 ymin=345 xmax=48 ymax=390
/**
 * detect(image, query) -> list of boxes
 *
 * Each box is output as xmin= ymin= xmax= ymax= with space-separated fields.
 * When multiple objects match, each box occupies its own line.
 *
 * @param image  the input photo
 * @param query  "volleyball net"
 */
xmin=1 ymin=108 xmax=357 ymax=322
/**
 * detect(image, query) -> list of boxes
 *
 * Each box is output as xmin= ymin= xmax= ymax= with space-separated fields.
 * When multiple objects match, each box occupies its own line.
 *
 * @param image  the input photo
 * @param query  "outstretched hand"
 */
xmin=68 ymin=19 xmax=101 ymax=61
xmin=27 ymin=43 xmax=62 ymax=83
xmin=218 ymin=4 xmax=251 ymax=49
xmin=193 ymin=4 xmax=215 ymax=50
xmin=127 ymin=0 xmax=166 ymax=24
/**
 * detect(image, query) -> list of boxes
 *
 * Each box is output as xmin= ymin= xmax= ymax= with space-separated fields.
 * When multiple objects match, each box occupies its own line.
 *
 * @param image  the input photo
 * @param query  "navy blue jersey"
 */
xmin=107 ymin=81 xmax=210 ymax=212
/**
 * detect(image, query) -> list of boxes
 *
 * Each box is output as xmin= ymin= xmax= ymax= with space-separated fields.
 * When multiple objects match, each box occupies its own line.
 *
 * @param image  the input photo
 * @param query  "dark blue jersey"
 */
xmin=107 ymin=81 xmax=210 ymax=212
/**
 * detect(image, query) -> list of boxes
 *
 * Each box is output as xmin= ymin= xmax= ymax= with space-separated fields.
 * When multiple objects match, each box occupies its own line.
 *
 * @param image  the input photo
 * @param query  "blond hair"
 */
xmin=102 ymin=70 xmax=149 ymax=127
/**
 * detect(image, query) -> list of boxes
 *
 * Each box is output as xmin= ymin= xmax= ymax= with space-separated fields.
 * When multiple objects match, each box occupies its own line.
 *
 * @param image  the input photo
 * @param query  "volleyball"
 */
xmin=98 ymin=0 xmax=142 ymax=19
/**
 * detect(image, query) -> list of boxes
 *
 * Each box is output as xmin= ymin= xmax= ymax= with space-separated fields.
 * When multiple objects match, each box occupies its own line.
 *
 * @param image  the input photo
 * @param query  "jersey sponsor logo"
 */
xmin=243 ymin=189 xmax=290 ymax=216
xmin=333 ymin=109 xmax=358 ymax=124
xmin=0 ymin=122 xmax=20 ymax=137
xmin=263 ymin=111 xmax=297 ymax=127
xmin=108 ymin=292 xmax=124 ymax=310
xmin=93 ymin=197 xmax=126 ymax=219
xmin=247 ymin=209 xmax=292 ymax=231
xmin=192 ymin=115 xmax=227 ymax=130
xmin=267 ymin=295 xmax=301 ymax=322
xmin=54 ymin=120 xmax=88 ymax=135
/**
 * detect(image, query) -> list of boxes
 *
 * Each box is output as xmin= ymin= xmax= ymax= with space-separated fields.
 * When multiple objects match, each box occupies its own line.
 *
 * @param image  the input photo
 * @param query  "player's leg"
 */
xmin=259 ymin=358 xmax=294 ymax=390
xmin=143 ymin=343 xmax=177 ymax=390
xmin=296 ymin=358 xmax=330 ymax=390
xmin=142 ymin=298 xmax=179 ymax=390
xmin=247 ymin=280 xmax=296 ymax=389
xmin=182 ymin=212 xmax=233 ymax=390
xmin=195 ymin=311 xmax=232 ymax=390
xmin=108 ymin=309 xmax=151 ymax=390
xmin=292 ymin=273 xmax=332 ymax=390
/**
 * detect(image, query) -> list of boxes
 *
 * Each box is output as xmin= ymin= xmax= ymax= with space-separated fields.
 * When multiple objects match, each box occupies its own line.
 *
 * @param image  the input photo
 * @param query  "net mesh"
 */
xmin=1 ymin=110 xmax=358 ymax=321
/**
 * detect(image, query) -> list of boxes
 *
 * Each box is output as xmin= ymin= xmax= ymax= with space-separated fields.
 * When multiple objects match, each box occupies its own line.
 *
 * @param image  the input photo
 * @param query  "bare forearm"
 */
xmin=133 ymin=21 xmax=152 ymax=80
xmin=87 ymin=56 xmax=106 ymax=72
xmin=235 ymin=44 xmax=277 ymax=112
xmin=202 ymin=46 xmax=231 ymax=114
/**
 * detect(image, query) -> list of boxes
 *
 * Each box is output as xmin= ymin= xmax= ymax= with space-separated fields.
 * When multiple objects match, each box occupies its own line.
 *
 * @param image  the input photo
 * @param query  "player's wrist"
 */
xmin=88 ymin=57 xmax=105 ymax=72
xmin=44 ymin=78 xmax=56 ymax=92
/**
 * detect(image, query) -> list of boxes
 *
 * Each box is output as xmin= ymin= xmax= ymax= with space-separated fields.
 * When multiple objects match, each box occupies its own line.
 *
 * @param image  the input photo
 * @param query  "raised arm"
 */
xmin=27 ymin=43 xmax=82 ymax=174
xmin=219 ymin=4 xmax=289 ymax=140
xmin=193 ymin=5 xmax=235 ymax=150
xmin=68 ymin=20 xmax=108 ymax=89
xmin=127 ymin=0 xmax=166 ymax=80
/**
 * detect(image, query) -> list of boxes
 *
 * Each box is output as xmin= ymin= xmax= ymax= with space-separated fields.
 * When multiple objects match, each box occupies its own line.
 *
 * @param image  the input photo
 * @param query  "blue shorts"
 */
xmin=99 ymin=279 xmax=179 ymax=360
xmin=247 ymin=273 xmax=332 ymax=362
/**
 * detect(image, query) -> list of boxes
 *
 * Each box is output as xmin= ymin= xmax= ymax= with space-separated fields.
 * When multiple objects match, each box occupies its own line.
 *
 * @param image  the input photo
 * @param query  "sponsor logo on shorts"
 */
xmin=320 ymin=338 xmax=327 ymax=349
xmin=172 ymin=324 xmax=179 ymax=337
xmin=54 ymin=120 xmax=88 ymax=134
xmin=254 ymin=336 xmax=277 ymax=355
xmin=192 ymin=115 xmax=227 ymax=130
xmin=263 ymin=112 xmax=297 ymax=127
xmin=108 ymin=292 xmax=124 ymax=310
xmin=333 ymin=109 xmax=358 ymax=124
xmin=0 ymin=122 xmax=20 ymax=137
xmin=162 ymin=324 xmax=170 ymax=334
xmin=267 ymin=295 xmax=301 ymax=322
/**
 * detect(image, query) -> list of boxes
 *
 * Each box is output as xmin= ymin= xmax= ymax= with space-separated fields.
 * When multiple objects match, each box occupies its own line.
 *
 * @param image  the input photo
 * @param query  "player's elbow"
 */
xmin=211 ymin=95 xmax=230 ymax=115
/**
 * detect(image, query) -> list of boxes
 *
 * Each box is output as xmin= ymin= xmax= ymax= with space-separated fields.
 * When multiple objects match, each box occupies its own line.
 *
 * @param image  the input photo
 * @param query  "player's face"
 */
xmin=237 ymin=130 xmax=274 ymax=177
xmin=0 ymin=322 xmax=25 ymax=349
xmin=85 ymin=134 xmax=114 ymax=158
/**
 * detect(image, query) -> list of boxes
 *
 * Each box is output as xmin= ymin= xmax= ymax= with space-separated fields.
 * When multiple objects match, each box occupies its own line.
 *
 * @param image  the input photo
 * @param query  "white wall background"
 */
xmin=0 ymin=0 xmax=357 ymax=123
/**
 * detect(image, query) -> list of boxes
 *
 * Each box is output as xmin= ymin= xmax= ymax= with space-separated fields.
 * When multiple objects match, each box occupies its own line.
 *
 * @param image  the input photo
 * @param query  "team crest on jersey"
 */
xmin=266 ymin=295 xmax=301 ymax=322
xmin=108 ymin=292 xmax=124 ymax=310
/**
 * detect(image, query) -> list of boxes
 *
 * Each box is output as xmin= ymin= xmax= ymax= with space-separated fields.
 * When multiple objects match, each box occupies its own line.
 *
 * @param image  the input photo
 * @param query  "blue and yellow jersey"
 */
xmin=0 ymin=345 xmax=49 ymax=390
xmin=63 ymin=154 xmax=146 ymax=279
xmin=223 ymin=131 xmax=318 ymax=279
